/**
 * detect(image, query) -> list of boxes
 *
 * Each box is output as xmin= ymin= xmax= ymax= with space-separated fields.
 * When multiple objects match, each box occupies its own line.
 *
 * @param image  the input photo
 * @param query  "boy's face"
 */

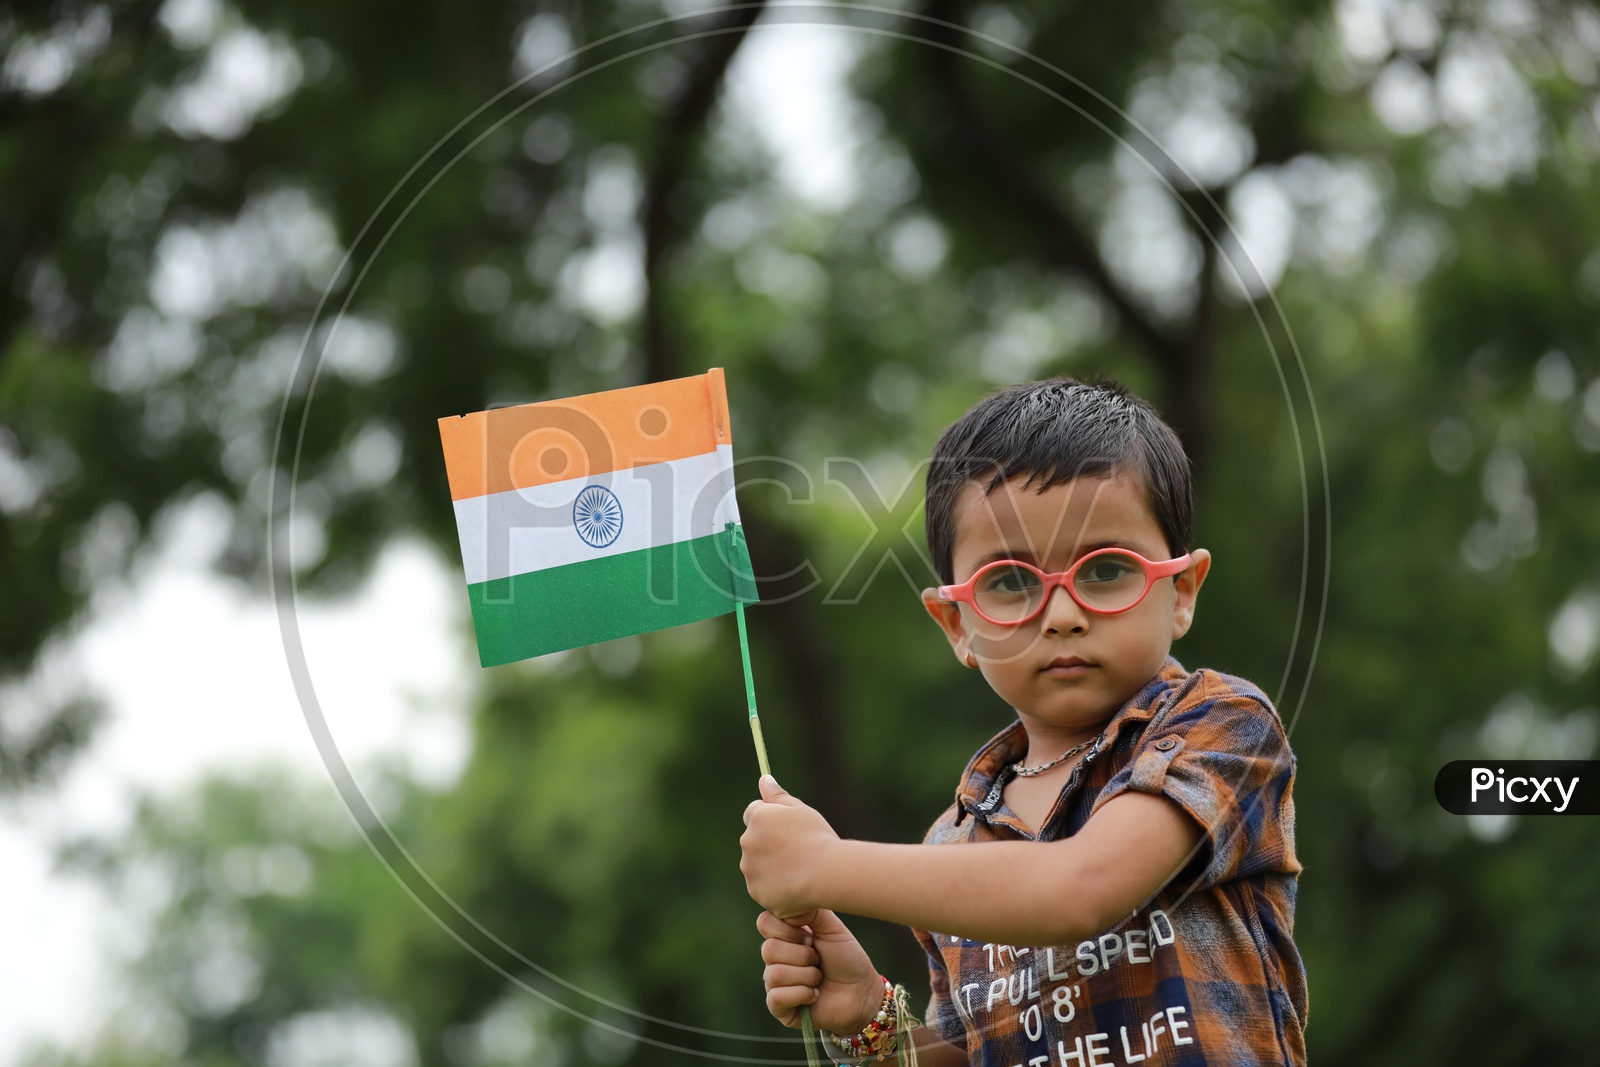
xmin=923 ymin=472 xmax=1211 ymax=737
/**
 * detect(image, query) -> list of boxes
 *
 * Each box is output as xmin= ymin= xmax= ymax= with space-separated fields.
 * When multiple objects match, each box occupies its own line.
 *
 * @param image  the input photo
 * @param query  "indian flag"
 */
xmin=438 ymin=368 xmax=758 ymax=667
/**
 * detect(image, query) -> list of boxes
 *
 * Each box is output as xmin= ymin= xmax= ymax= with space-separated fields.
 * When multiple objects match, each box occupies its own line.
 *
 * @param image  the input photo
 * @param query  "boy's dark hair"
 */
xmin=924 ymin=376 xmax=1193 ymax=585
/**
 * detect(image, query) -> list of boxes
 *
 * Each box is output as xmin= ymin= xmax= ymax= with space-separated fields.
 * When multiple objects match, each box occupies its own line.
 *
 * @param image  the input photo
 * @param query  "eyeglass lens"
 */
xmin=972 ymin=552 xmax=1150 ymax=620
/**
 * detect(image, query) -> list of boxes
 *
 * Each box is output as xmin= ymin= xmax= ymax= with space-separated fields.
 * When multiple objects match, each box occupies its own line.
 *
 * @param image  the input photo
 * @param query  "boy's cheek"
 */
xmin=971 ymin=628 xmax=1039 ymax=662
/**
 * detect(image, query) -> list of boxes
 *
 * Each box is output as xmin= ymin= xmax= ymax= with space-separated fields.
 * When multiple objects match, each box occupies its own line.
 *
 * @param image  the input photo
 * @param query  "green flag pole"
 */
xmin=728 ymin=530 xmax=821 ymax=1067
xmin=734 ymin=599 xmax=772 ymax=779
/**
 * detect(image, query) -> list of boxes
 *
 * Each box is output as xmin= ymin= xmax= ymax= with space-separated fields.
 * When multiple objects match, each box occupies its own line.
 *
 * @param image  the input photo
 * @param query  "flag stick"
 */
xmin=734 ymin=599 xmax=771 ymax=779
xmin=731 ymin=590 xmax=821 ymax=1067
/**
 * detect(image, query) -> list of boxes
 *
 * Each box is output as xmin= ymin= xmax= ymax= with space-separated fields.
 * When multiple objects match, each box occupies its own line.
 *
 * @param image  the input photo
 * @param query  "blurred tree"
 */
xmin=5 ymin=0 xmax=1600 ymax=1064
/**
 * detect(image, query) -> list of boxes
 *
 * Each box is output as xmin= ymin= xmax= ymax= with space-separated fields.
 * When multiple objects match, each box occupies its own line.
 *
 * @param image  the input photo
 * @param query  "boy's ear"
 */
xmin=1171 ymin=549 xmax=1212 ymax=640
xmin=920 ymin=588 xmax=976 ymax=668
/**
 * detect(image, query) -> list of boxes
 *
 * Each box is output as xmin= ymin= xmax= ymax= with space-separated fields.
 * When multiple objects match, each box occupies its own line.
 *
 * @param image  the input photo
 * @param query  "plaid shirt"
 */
xmin=913 ymin=657 xmax=1306 ymax=1067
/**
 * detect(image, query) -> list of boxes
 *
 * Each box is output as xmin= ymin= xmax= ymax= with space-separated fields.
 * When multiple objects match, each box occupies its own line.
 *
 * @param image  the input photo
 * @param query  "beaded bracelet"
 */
xmin=826 ymin=975 xmax=894 ymax=1063
xmin=820 ymin=975 xmax=921 ymax=1066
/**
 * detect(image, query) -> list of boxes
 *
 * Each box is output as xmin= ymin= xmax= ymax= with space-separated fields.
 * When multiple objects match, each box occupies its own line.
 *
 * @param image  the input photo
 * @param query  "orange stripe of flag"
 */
xmin=437 ymin=369 xmax=732 ymax=502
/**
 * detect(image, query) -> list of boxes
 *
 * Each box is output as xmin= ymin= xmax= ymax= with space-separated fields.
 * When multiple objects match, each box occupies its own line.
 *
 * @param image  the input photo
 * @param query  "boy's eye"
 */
xmin=1076 ymin=556 xmax=1141 ymax=585
xmin=978 ymin=564 xmax=1040 ymax=595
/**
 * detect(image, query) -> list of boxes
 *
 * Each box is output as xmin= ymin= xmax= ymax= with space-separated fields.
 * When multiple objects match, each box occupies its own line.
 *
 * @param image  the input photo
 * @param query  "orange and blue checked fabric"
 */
xmin=913 ymin=657 xmax=1307 ymax=1067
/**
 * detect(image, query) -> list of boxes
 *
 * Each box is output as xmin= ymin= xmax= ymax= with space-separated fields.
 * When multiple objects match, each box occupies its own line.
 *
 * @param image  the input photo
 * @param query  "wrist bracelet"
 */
xmin=824 ymin=976 xmax=892 ymax=1064
xmin=819 ymin=975 xmax=922 ymax=1066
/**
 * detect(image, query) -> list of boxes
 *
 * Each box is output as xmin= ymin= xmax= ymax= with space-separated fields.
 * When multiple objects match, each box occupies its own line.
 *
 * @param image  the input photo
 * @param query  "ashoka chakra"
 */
xmin=572 ymin=484 xmax=623 ymax=548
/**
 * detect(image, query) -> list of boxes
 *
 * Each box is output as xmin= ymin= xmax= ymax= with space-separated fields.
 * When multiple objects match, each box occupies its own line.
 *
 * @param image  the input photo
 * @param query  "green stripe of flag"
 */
xmin=465 ymin=528 xmax=758 ymax=667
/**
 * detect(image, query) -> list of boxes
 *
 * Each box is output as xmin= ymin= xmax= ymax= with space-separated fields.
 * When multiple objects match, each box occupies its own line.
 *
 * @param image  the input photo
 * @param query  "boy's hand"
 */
xmin=757 ymin=908 xmax=885 ymax=1034
xmin=739 ymin=775 xmax=839 ymax=918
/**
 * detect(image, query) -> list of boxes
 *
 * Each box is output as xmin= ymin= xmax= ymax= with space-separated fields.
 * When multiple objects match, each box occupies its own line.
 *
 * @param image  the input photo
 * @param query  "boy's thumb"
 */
xmin=758 ymin=774 xmax=788 ymax=802
xmin=805 ymin=908 xmax=846 ymax=937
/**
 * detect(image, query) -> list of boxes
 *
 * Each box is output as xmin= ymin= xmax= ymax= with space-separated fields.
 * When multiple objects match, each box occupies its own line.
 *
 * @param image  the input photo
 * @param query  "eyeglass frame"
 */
xmin=931 ymin=547 xmax=1194 ymax=625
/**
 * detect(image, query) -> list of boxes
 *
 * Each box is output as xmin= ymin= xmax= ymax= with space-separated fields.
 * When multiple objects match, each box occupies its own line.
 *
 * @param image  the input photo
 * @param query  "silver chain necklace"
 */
xmin=1012 ymin=734 xmax=1101 ymax=778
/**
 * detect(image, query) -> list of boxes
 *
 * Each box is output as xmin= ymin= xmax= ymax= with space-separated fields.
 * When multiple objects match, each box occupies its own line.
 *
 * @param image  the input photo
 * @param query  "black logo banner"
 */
xmin=1434 ymin=760 xmax=1599 ymax=815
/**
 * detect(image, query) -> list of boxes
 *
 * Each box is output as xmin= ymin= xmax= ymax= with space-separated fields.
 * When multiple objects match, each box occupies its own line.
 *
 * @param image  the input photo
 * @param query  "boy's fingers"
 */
xmin=755 ymin=910 xmax=815 ymax=945
xmin=766 ymin=984 xmax=821 ymax=1022
xmin=761 ymin=938 xmax=818 ymax=967
xmin=763 ymin=963 xmax=823 ymax=990
xmin=766 ymin=985 xmax=820 ymax=1007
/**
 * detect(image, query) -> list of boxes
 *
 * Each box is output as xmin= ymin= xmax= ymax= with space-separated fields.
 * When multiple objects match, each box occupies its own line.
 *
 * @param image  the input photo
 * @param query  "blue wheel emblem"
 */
xmin=573 ymin=485 xmax=623 ymax=548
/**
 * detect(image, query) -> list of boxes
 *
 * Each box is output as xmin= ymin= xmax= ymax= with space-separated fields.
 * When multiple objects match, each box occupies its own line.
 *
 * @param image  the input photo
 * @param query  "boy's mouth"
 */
xmin=1041 ymin=655 xmax=1095 ymax=678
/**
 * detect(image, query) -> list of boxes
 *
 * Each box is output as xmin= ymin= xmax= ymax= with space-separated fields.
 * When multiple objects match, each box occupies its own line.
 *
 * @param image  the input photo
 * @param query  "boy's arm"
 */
xmin=909 ymin=1024 xmax=975 ymax=1066
xmin=741 ymin=776 xmax=1202 ymax=947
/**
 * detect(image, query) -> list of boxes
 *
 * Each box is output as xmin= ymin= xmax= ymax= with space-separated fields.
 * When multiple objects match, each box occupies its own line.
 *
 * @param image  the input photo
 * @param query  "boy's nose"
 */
xmin=1039 ymin=582 xmax=1089 ymax=634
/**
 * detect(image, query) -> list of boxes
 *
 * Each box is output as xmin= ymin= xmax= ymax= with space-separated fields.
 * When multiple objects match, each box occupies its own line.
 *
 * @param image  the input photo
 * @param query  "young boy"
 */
xmin=739 ymin=377 xmax=1306 ymax=1066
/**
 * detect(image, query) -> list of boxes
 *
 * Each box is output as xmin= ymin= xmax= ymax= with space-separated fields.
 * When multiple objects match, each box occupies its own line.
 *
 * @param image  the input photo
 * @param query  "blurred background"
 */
xmin=3 ymin=0 xmax=1599 ymax=1063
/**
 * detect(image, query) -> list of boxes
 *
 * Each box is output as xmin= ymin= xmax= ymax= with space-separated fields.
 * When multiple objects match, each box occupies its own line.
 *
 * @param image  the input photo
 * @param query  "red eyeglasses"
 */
xmin=934 ymin=548 xmax=1193 ymax=625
